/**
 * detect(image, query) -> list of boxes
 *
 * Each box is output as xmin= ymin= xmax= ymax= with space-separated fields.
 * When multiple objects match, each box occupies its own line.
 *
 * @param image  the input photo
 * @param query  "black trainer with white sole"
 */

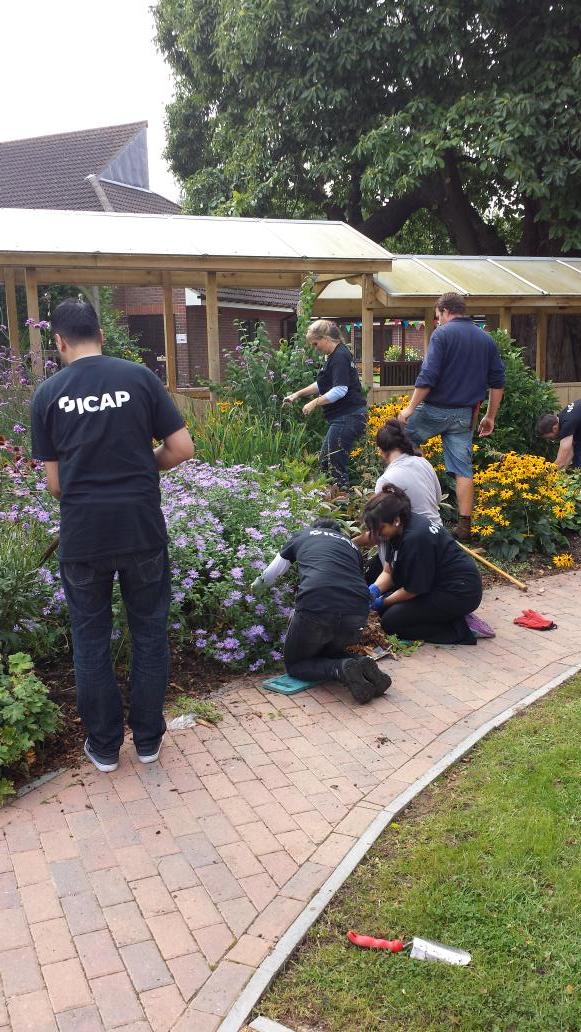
xmin=83 ymin=739 xmax=119 ymax=773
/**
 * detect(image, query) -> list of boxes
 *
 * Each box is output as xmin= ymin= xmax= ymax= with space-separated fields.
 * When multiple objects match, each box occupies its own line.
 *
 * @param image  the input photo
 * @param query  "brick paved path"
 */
xmin=1 ymin=573 xmax=580 ymax=1032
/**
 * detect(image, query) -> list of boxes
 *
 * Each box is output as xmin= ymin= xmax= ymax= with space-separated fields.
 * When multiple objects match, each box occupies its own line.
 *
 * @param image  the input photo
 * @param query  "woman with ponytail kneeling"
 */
xmin=364 ymin=486 xmax=483 ymax=645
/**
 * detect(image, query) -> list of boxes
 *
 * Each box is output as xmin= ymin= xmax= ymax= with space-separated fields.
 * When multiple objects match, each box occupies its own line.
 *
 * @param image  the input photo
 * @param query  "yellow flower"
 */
xmin=552 ymin=553 xmax=574 ymax=569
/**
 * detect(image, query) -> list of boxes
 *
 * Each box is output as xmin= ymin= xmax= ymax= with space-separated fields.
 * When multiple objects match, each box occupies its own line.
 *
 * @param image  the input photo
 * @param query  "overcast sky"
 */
xmin=0 ymin=0 xmax=181 ymax=202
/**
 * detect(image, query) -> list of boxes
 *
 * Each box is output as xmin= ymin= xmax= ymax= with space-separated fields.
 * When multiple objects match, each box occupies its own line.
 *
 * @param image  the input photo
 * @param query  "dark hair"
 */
xmin=376 ymin=418 xmax=416 ymax=456
xmin=537 ymin=412 xmax=559 ymax=435
xmin=51 ymin=298 xmax=101 ymax=344
xmin=436 ymin=292 xmax=466 ymax=316
xmin=362 ymin=485 xmax=411 ymax=541
xmin=306 ymin=319 xmax=344 ymax=345
xmin=312 ymin=517 xmax=344 ymax=534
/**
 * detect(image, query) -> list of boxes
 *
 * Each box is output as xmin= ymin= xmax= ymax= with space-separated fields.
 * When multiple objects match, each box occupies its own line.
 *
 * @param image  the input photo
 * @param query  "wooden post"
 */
xmin=535 ymin=311 xmax=548 ymax=380
xmin=24 ymin=269 xmax=44 ymax=381
xmin=361 ymin=273 xmax=375 ymax=389
xmin=424 ymin=307 xmax=433 ymax=355
xmin=161 ymin=273 xmax=177 ymax=393
xmin=499 ymin=307 xmax=512 ymax=336
xmin=205 ymin=271 xmax=220 ymax=389
xmin=3 ymin=267 xmax=20 ymax=383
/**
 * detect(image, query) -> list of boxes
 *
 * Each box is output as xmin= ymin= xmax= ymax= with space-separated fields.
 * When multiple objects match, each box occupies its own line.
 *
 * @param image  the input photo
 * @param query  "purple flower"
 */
xmin=245 ymin=528 xmax=263 ymax=541
xmin=222 ymin=636 xmax=240 ymax=650
xmin=249 ymin=659 xmax=265 ymax=672
xmin=12 ymin=423 xmax=26 ymax=434
xmin=243 ymin=623 xmax=268 ymax=641
xmin=231 ymin=567 xmax=243 ymax=581
xmin=25 ymin=318 xmax=35 ymax=326
xmin=209 ymin=569 xmax=221 ymax=579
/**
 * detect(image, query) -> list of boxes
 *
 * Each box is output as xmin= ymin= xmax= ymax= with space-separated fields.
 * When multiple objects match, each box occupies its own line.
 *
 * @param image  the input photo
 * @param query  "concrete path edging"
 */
xmin=221 ymin=661 xmax=581 ymax=1032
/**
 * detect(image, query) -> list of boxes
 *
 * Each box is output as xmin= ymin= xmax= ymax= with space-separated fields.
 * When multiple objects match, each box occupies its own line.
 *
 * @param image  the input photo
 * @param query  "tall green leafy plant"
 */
xmin=477 ymin=331 xmax=560 ymax=461
xmin=206 ymin=276 xmax=327 ymax=448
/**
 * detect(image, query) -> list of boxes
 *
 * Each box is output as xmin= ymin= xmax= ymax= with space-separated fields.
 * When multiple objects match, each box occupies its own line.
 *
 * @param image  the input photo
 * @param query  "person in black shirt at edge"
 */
xmin=364 ymin=486 xmax=483 ymax=645
xmin=537 ymin=399 xmax=581 ymax=468
xmin=251 ymin=519 xmax=391 ymax=704
xmin=284 ymin=320 xmax=367 ymax=500
xmin=31 ymin=299 xmax=194 ymax=773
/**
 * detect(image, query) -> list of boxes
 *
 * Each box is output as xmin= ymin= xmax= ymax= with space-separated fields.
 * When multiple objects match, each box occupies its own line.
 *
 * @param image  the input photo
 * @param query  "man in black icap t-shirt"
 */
xmin=251 ymin=518 xmax=391 ymax=704
xmin=31 ymin=299 xmax=194 ymax=773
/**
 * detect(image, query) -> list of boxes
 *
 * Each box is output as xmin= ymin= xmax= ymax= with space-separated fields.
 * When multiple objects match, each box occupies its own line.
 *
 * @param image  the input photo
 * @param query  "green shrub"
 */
xmin=478 ymin=331 xmax=560 ymax=460
xmin=0 ymin=653 xmax=60 ymax=805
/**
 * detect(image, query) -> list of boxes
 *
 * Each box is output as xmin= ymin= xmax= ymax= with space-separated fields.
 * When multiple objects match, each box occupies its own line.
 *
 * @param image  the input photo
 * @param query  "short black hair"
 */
xmin=312 ymin=517 xmax=344 ymax=534
xmin=51 ymin=298 xmax=100 ymax=344
xmin=537 ymin=412 xmax=559 ymax=435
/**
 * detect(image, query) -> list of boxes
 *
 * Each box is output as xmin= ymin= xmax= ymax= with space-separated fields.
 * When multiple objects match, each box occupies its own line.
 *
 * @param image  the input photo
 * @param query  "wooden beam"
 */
xmin=24 ymin=269 xmax=44 ymax=380
xmin=535 ymin=311 xmax=548 ymax=380
xmin=424 ymin=307 xmax=433 ymax=355
xmin=499 ymin=307 xmax=513 ymax=335
xmin=361 ymin=273 xmax=374 ymax=389
xmin=161 ymin=273 xmax=177 ymax=393
xmin=3 ymin=267 xmax=21 ymax=383
xmin=205 ymin=271 xmax=220 ymax=386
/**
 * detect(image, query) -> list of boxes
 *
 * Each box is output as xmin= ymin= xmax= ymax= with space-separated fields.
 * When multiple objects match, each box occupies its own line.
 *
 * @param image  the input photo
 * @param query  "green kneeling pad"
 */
xmin=262 ymin=674 xmax=319 ymax=695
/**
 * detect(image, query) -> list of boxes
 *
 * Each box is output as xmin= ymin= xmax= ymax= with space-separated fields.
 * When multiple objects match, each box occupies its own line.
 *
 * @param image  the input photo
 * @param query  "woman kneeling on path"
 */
xmin=251 ymin=518 xmax=391 ymax=704
xmin=365 ymin=486 xmax=483 ymax=645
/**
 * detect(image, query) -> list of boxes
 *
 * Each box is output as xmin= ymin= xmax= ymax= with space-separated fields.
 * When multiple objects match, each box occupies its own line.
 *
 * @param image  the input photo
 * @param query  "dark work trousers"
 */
xmin=380 ymin=577 xmax=483 ymax=645
xmin=60 ymin=547 xmax=171 ymax=759
xmin=319 ymin=408 xmax=367 ymax=488
xmin=284 ymin=609 xmax=368 ymax=682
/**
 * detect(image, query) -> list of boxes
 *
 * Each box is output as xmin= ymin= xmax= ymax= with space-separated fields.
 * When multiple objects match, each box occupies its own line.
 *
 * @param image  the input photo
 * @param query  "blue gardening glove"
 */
xmin=368 ymin=584 xmax=385 ymax=611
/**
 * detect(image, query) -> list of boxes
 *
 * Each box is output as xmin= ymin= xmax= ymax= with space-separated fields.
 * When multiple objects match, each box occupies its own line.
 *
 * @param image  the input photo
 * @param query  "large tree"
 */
xmin=155 ymin=0 xmax=581 ymax=254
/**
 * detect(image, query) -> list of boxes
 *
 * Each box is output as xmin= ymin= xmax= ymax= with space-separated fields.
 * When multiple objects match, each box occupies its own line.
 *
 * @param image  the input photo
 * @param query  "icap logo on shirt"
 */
xmin=58 ymin=391 xmax=130 ymax=415
xmin=566 ymin=403 xmax=574 ymax=413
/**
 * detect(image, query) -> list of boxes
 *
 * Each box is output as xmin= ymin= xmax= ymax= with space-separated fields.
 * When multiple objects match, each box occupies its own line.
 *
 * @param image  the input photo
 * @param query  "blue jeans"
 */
xmin=406 ymin=403 xmax=474 ymax=478
xmin=60 ymin=548 xmax=171 ymax=760
xmin=319 ymin=408 xmax=367 ymax=488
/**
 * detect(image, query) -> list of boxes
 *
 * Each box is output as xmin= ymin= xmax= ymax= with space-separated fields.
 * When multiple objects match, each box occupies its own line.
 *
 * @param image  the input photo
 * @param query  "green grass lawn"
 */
xmin=257 ymin=676 xmax=581 ymax=1032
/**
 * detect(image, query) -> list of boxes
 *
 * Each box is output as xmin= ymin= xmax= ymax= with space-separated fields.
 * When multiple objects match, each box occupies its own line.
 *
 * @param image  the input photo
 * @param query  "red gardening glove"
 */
xmin=347 ymin=930 xmax=406 ymax=952
xmin=514 ymin=610 xmax=556 ymax=630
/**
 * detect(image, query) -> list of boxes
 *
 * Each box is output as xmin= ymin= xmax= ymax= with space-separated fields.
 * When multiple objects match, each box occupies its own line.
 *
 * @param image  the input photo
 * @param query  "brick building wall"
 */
xmin=186 ymin=306 xmax=289 ymax=384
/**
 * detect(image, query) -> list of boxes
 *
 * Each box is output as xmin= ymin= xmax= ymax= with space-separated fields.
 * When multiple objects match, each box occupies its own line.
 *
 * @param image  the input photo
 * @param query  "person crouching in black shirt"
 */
xmin=251 ymin=519 xmax=391 ymax=703
xmin=364 ymin=487 xmax=483 ymax=645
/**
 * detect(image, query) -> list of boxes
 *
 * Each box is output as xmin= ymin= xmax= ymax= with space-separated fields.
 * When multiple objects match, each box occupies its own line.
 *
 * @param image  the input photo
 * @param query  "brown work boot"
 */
xmin=452 ymin=515 xmax=472 ymax=543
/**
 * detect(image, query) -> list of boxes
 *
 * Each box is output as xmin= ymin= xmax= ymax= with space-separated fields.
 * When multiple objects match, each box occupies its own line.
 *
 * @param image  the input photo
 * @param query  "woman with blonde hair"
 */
xmin=284 ymin=320 xmax=366 ymax=497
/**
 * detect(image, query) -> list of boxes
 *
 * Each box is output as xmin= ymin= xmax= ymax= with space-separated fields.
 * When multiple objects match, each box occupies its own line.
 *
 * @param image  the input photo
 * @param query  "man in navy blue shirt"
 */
xmin=398 ymin=293 xmax=505 ymax=542
xmin=31 ymin=299 xmax=194 ymax=773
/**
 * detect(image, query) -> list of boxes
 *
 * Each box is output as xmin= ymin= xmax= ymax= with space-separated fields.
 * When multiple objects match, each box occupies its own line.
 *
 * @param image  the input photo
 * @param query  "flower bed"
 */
xmin=1 ymin=447 xmax=322 ymax=670
xmin=472 ymin=452 xmax=575 ymax=560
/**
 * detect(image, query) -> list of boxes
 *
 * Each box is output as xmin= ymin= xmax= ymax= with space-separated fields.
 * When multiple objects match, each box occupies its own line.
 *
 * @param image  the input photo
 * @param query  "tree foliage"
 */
xmin=154 ymin=0 xmax=581 ymax=254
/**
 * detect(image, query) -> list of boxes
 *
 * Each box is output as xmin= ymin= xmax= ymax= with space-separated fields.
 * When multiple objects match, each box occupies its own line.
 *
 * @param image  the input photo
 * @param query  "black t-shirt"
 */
xmin=31 ymin=355 xmax=185 ymax=562
xmin=316 ymin=343 xmax=366 ymax=420
xmin=280 ymin=527 xmax=369 ymax=615
xmin=558 ymin=400 xmax=581 ymax=447
xmin=385 ymin=513 xmax=480 ymax=595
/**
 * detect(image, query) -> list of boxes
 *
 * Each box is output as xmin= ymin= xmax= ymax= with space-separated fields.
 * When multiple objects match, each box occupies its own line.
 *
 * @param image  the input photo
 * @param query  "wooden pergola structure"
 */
xmin=0 ymin=207 xmax=392 ymax=396
xmin=315 ymin=255 xmax=581 ymax=403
